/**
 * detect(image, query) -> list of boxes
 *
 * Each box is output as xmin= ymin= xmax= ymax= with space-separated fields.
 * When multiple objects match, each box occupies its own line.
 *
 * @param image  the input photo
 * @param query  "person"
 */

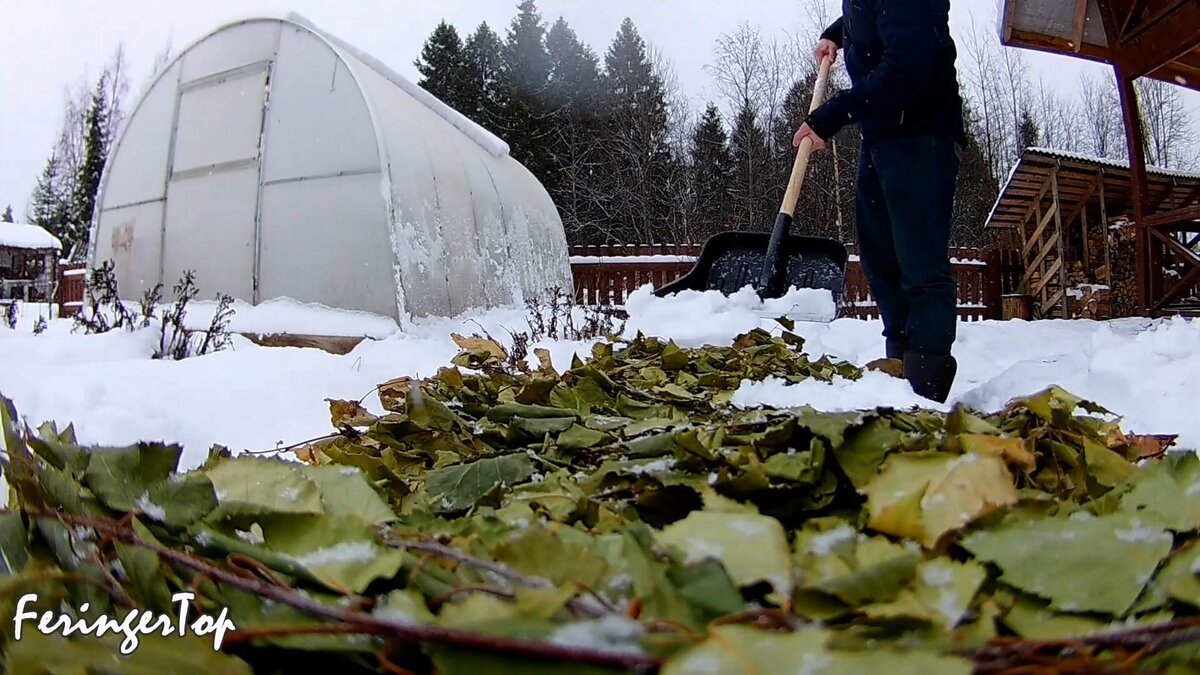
xmin=793 ymin=1 xmax=966 ymax=404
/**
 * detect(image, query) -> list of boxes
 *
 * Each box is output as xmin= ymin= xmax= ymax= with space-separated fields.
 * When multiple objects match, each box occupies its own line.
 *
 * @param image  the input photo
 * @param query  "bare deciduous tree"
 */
xmin=1136 ymin=78 xmax=1198 ymax=170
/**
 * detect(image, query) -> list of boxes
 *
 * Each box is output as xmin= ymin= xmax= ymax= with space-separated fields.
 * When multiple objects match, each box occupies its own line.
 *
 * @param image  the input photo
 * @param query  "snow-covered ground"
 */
xmin=2 ymin=286 xmax=1198 ymax=475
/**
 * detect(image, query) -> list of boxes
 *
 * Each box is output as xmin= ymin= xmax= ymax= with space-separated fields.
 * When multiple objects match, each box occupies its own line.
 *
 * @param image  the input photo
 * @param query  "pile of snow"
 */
xmin=2 ymin=286 xmax=1199 ymax=478
xmin=0 ymin=222 xmax=62 ymax=251
xmin=182 ymin=298 xmax=400 ymax=339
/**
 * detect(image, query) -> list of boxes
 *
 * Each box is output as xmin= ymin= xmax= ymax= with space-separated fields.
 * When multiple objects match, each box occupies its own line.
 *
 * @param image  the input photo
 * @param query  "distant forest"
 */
xmin=17 ymin=1 xmax=1197 ymax=257
xmin=410 ymin=0 xmax=1197 ymax=248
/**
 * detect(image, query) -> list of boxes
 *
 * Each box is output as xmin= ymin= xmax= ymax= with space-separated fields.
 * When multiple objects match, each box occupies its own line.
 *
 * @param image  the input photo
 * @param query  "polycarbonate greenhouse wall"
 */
xmin=89 ymin=14 xmax=572 ymax=323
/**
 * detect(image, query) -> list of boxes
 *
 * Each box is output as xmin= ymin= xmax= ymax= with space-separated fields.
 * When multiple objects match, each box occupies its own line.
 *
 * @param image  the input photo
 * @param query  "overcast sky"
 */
xmin=1 ymin=0 xmax=1194 ymax=217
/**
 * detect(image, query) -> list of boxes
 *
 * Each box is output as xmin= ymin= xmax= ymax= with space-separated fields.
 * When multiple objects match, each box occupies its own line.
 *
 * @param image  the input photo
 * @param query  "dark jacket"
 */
xmin=807 ymin=0 xmax=965 ymax=145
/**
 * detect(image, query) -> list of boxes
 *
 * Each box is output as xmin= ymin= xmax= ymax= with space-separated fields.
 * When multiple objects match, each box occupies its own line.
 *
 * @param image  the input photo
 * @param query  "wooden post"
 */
xmin=1051 ymin=164 xmax=1070 ymax=319
xmin=1116 ymin=68 xmax=1153 ymax=314
xmin=1099 ymin=169 xmax=1108 ymax=284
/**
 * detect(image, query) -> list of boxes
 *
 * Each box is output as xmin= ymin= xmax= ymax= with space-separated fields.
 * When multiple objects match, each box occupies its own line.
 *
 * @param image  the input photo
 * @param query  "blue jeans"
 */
xmin=856 ymin=134 xmax=960 ymax=356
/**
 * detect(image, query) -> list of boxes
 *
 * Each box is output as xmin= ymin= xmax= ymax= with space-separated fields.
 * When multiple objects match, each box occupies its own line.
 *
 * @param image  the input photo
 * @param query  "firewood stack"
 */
xmin=1066 ymin=284 xmax=1113 ymax=320
xmin=1108 ymin=220 xmax=1139 ymax=318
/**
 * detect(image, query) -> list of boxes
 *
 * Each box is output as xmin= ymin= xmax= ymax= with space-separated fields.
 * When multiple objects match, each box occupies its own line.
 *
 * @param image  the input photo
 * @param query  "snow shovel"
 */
xmin=656 ymin=55 xmax=847 ymax=305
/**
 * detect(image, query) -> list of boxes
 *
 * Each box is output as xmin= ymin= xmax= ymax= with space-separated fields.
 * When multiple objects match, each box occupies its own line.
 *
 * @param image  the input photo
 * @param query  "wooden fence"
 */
xmin=54 ymin=262 xmax=87 ymax=318
xmin=50 ymin=248 xmax=1024 ymax=322
xmin=569 ymin=245 xmax=1023 ymax=321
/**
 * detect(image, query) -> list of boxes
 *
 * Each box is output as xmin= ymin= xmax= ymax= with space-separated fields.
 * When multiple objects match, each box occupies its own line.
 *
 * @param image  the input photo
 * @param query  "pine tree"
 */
xmin=954 ymin=99 xmax=1000 ymax=248
xmin=498 ymin=1 xmax=554 ymax=185
xmin=545 ymin=18 xmax=601 ymax=115
xmin=543 ymin=17 xmax=604 ymax=241
xmin=690 ymin=104 xmax=734 ymax=237
xmin=1018 ymin=108 xmax=1040 ymax=152
xmin=415 ymin=21 xmax=469 ymax=112
xmin=462 ymin=22 xmax=506 ymax=128
xmin=597 ymin=18 xmax=676 ymax=242
xmin=1 ymin=205 xmax=13 ymax=223
xmin=28 ymin=149 xmax=71 ymax=239
xmin=71 ymin=72 xmax=113 ymax=259
xmin=728 ymin=101 xmax=771 ymax=232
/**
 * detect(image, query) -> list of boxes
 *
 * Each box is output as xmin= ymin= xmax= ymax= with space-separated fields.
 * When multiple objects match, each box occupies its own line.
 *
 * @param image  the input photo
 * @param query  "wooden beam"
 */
xmin=1082 ymin=199 xmax=1091 ymax=274
xmin=1024 ymin=205 xmax=1059 ymax=258
xmin=1024 ymin=235 xmax=1062 ymax=289
xmin=1004 ymin=28 xmax=1114 ymax=64
xmin=1002 ymin=0 xmax=1018 ymax=42
xmin=1052 ymin=165 xmax=1071 ymax=319
xmin=1151 ymin=261 xmax=1200 ymax=313
xmin=1151 ymin=179 xmax=1179 ymax=211
xmin=1115 ymin=0 xmax=1200 ymax=79
xmin=1145 ymin=204 xmax=1200 ymax=228
xmin=1042 ymin=285 xmax=1066 ymax=316
xmin=1072 ymin=0 xmax=1090 ymax=52
xmin=1033 ymin=258 xmax=1065 ymax=297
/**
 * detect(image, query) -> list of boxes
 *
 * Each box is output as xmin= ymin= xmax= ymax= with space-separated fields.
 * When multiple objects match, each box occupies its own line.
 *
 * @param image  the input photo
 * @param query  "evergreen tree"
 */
xmin=1 ymin=205 xmax=13 ymax=223
xmin=498 ymin=1 xmax=554 ymax=184
xmin=70 ymin=72 xmax=113 ymax=258
xmin=1018 ymin=108 xmax=1040 ymax=152
xmin=462 ymin=22 xmax=506 ymax=128
xmin=596 ymin=18 xmax=676 ymax=242
xmin=545 ymin=18 xmax=601 ymax=115
xmin=28 ymin=149 xmax=70 ymax=239
xmin=414 ymin=21 xmax=470 ymax=112
xmin=690 ymin=104 xmax=734 ymax=237
xmin=543 ymin=17 xmax=604 ymax=241
xmin=728 ymin=101 xmax=771 ymax=232
xmin=954 ymin=99 xmax=1000 ymax=247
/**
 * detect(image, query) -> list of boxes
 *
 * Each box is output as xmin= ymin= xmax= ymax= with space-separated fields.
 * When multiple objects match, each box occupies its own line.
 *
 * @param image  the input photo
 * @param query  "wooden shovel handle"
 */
xmin=780 ymin=55 xmax=833 ymax=219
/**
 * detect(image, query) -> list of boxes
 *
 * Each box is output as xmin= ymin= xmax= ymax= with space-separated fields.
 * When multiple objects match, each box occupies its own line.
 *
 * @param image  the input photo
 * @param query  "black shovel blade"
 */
xmin=655 ymin=231 xmax=848 ymax=303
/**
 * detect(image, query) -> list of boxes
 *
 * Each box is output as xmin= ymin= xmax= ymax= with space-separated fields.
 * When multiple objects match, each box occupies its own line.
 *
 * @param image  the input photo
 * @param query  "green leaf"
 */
xmin=432 ymin=648 xmax=624 ymax=675
xmin=832 ymin=416 xmax=906 ymax=488
xmin=662 ymin=626 xmax=972 ymax=675
xmin=299 ymin=464 xmax=397 ymax=525
xmin=0 ymin=512 xmax=30 ymax=574
xmin=487 ymin=403 xmax=581 ymax=422
xmin=492 ymin=526 xmax=611 ymax=589
xmin=1082 ymin=439 xmax=1135 ymax=488
xmin=4 ymin=631 xmax=254 ymax=675
xmin=992 ymin=588 xmax=1106 ymax=639
xmin=114 ymin=521 xmax=176 ymax=613
xmin=1135 ymin=539 xmax=1200 ymax=611
xmin=83 ymin=442 xmax=182 ymax=511
xmin=668 ymin=558 xmax=745 ymax=618
xmin=204 ymin=456 xmax=324 ymax=519
xmin=657 ymin=511 xmax=792 ymax=597
xmin=557 ymin=423 xmax=610 ymax=450
xmin=259 ymin=513 xmax=404 ymax=593
xmin=962 ymin=513 xmax=1173 ymax=615
xmin=426 ymin=454 xmax=536 ymax=513
xmin=1119 ymin=453 xmax=1200 ymax=532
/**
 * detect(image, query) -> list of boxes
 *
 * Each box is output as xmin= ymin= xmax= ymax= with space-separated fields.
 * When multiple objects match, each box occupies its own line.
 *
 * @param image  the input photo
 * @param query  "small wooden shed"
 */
xmin=0 ymin=223 xmax=62 ymax=303
xmin=987 ymin=148 xmax=1200 ymax=318
xmin=999 ymin=0 xmax=1200 ymax=316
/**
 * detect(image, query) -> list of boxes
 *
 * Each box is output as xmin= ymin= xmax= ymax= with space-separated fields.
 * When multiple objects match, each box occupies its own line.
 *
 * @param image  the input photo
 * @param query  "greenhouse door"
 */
xmin=162 ymin=63 xmax=270 ymax=301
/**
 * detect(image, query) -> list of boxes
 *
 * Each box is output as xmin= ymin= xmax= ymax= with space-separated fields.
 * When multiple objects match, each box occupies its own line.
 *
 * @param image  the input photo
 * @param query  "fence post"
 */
xmin=982 ymin=249 xmax=1003 ymax=320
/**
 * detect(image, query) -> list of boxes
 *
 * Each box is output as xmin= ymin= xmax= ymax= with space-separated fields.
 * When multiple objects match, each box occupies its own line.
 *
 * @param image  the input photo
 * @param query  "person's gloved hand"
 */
xmin=813 ymin=38 xmax=839 ymax=65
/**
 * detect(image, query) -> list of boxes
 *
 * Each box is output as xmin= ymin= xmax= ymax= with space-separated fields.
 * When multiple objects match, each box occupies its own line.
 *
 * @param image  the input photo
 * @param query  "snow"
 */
xmin=806 ymin=525 xmax=856 ymax=556
xmin=292 ymin=541 xmax=378 ymax=567
xmin=1025 ymin=147 xmax=1200 ymax=181
xmin=182 ymin=298 xmax=400 ymax=338
xmin=570 ymin=254 xmax=697 ymax=264
xmin=547 ymin=615 xmax=644 ymax=656
xmin=133 ymin=493 xmax=167 ymax=522
xmin=3 ymin=287 xmax=1200 ymax=493
xmin=0 ymin=222 xmax=62 ymax=251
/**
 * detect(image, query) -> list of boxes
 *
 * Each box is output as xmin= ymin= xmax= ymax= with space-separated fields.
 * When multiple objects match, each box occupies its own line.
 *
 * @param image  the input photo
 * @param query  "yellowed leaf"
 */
xmin=451 ymin=333 xmax=508 ymax=362
xmin=534 ymin=347 xmax=556 ymax=375
xmin=958 ymin=434 xmax=1036 ymax=472
xmin=327 ymin=398 xmax=378 ymax=428
xmin=920 ymin=452 xmax=1019 ymax=548
xmin=378 ymin=376 xmax=414 ymax=412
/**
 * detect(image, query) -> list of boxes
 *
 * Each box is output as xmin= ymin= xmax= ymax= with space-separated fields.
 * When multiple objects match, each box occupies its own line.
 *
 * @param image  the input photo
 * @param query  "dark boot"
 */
xmin=903 ymin=351 xmax=957 ymax=403
xmin=885 ymin=338 xmax=907 ymax=360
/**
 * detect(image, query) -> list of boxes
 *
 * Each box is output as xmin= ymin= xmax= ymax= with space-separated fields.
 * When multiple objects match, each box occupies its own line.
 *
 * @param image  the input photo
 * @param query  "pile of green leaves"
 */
xmin=0 ymin=326 xmax=1197 ymax=674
